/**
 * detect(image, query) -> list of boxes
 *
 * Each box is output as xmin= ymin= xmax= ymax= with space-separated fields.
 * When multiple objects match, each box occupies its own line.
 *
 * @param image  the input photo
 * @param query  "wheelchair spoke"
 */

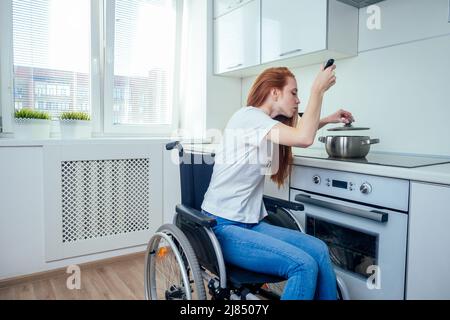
xmin=155 ymin=242 xmax=184 ymax=299
xmin=145 ymin=224 xmax=207 ymax=300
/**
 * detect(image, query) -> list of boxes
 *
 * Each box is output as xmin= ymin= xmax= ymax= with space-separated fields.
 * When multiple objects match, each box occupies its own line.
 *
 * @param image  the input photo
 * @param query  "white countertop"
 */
xmin=292 ymin=148 xmax=450 ymax=186
xmin=183 ymin=143 xmax=450 ymax=186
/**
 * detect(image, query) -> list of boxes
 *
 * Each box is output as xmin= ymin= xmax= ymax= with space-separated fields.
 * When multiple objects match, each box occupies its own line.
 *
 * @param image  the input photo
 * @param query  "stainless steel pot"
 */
xmin=318 ymin=136 xmax=380 ymax=158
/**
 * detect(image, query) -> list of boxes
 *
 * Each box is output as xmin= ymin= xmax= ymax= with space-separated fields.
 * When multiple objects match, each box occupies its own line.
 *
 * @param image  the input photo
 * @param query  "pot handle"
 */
xmin=318 ymin=136 xmax=326 ymax=143
xmin=361 ymin=138 xmax=380 ymax=145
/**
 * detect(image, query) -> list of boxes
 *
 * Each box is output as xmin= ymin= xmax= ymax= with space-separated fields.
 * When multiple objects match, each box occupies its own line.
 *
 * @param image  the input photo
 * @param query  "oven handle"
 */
xmin=294 ymin=194 xmax=389 ymax=223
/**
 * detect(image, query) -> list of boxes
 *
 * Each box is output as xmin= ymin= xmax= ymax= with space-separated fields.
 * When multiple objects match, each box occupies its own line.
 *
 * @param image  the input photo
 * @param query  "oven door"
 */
xmin=290 ymin=190 xmax=408 ymax=300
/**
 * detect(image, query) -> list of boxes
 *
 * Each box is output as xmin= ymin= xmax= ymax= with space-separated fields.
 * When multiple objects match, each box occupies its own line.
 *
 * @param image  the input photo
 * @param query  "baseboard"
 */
xmin=0 ymin=251 xmax=146 ymax=289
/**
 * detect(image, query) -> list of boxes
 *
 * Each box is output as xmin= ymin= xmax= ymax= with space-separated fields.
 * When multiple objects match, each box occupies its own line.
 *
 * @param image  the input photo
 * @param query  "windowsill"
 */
xmin=0 ymin=137 xmax=170 ymax=147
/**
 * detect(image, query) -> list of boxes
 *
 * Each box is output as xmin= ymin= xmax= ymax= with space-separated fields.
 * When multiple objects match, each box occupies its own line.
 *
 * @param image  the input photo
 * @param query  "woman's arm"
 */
xmin=318 ymin=109 xmax=355 ymax=130
xmin=295 ymin=89 xmax=325 ymax=145
xmin=294 ymin=65 xmax=336 ymax=145
xmin=267 ymin=65 xmax=336 ymax=148
xmin=318 ymin=116 xmax=330 ymax=130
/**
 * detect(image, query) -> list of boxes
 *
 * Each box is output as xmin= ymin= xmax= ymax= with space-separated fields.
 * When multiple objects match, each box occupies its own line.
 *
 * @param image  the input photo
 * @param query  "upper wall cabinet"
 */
xmin=262 ymin=0 xmax=328 ymax=63
xmin=214 ymin=0 xmax=358 ymax=77
xmin=214 ymin=0 xmax=261 ymax=74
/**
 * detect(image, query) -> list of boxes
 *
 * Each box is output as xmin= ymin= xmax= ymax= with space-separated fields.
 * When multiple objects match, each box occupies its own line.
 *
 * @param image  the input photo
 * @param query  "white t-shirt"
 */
xmin=201 ymin=106 xmax=279 ymax=223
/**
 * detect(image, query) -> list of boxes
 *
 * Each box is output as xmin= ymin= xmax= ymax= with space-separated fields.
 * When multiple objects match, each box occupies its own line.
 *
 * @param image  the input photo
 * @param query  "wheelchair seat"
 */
xmin=226 ymin=265 xmax=284 ymax=287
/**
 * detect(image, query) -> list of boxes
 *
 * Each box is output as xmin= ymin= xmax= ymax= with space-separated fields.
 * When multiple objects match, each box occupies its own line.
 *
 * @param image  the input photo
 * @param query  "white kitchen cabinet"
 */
xmin=214 ymin=0 xmax=254 ymax=18
xmin=214 ymin=0 xmax=358 ymax=77
xmin=406 ymin=182 xmax=450 ymax=300
xmin=0 ymin=147 xmax=45 ymax=279
xmin=262 ymin=0 xmax=328 ymax=63
xmin=214 ymin=0 xmax=260 ymax=74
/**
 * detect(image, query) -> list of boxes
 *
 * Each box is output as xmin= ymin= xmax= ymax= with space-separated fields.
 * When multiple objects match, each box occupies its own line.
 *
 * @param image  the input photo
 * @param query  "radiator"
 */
xmin=44 ymin=143 xmax=163 ymax=261
xmin=61 ymin=158 xmax=150 ymax=243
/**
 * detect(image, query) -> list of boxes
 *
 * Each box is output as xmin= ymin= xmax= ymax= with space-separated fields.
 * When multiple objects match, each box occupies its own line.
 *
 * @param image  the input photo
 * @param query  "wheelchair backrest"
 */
xmin=172 ymin=146 xmax=302 ymax=278
xmin=176 ymin=150 xmax=222 ymax=275
xmin=179 ymin=151 xmax=215 ymax=211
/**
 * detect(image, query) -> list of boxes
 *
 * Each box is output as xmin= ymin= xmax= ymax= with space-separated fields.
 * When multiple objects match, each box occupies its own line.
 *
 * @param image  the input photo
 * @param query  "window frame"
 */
xmin=0 ymin=0 xmax=14 ymax=134
xmin=103 ymin=0 xmax=182 ymax=136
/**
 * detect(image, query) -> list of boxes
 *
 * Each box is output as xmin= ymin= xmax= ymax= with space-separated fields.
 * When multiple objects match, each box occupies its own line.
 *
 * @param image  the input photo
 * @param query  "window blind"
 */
xmin=113 ymin=0 xmax=176 ymax=126
xmin=12 ymin=0 xmax=91 ymax=119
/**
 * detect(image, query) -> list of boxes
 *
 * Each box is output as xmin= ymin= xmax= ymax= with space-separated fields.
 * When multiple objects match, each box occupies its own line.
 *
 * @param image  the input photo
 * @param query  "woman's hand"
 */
xmin=326 ymin=109 xmax=355 ymax=124
xmin=311 ymin=64 xmax=337 ymax=95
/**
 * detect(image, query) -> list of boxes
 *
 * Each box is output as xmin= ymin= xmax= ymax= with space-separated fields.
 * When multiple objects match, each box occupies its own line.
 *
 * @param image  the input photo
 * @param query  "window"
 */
xmin=12 ymin=0 xmax=91 ymax=120
xmin=1 ymin=0 xmax=181 ymax=135
xmin=104 ymin=0 xmax=179 ymax=134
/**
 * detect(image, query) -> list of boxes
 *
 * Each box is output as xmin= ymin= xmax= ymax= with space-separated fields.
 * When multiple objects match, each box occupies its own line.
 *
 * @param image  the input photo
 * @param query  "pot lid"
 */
xmin=327 ymin=121 xmax=370 ymax=131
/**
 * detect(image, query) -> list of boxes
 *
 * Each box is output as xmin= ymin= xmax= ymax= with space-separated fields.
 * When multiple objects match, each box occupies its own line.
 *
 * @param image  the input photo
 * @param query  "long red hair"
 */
xmin=246 ymin=67 xmax=298 ymax=188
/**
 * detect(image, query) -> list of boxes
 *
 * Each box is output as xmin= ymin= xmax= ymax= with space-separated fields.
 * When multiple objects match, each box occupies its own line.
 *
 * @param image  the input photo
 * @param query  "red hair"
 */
xmin=246 ymin=67 xmax=298 ymax=188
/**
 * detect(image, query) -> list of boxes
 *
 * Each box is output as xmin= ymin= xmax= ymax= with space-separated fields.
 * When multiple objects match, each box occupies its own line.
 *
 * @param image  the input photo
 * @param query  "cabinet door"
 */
xmin=261 ymin=0 xmax=327 ymax=64
xmin=0 ymin=147 xmax=44 ymax=279
xmin=214 ymin=0 xmax=260 ymax=74
xmin=407 ymin=182 xmax=450 ymax=299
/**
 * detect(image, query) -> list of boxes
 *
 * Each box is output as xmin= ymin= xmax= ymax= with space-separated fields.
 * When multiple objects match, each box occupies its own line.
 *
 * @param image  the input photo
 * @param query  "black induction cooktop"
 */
xmin=296 ymin=151 xmax=450 ymax=168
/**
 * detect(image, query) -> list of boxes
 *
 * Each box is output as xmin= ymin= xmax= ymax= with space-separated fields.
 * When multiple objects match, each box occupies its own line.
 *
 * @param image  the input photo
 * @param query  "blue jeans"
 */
xmin=202 ymin=210 xmax=337 ymax=300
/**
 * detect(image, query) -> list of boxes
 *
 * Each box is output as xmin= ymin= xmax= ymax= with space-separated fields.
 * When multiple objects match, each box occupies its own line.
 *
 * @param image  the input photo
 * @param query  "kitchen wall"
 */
xmin=239 ymin=0 xmax=450 ymax=157
xmin=181 ymin=0 xmax=241 ymax=139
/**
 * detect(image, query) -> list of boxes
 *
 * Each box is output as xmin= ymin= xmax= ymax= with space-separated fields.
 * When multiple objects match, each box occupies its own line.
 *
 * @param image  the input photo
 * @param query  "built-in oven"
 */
xmin=289 ymin=165 xmax=409 ymax=300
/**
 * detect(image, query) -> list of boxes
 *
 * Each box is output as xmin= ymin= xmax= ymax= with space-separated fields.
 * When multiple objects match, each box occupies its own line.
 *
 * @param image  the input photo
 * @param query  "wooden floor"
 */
xmin=0 ymin=254 xmax=146 ymax=300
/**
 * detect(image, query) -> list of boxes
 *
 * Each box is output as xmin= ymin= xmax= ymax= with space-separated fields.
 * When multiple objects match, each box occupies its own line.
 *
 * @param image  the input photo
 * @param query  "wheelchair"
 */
xmin=144 ymin=141 xmax=349 ymax=300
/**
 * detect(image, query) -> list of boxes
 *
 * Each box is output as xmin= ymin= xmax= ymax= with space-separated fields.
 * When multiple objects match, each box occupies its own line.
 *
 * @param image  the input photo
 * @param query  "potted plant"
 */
xmin=59 ymin=111 xmax=92 ymax=139
xmin=14 ymin=108 xmax=51 ymax=139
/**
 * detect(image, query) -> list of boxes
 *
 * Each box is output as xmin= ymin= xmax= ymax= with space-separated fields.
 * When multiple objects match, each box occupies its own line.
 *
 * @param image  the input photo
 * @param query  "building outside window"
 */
xmin=12 ymin=0 xmax=91 ymax=120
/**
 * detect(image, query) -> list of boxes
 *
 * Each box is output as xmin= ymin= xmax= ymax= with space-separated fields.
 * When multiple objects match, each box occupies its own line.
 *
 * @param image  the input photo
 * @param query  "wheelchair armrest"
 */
xmin=263 ymin=195 xmax=304 ymax=212
xmin=176 ymin=204 xmax=217 ymax=228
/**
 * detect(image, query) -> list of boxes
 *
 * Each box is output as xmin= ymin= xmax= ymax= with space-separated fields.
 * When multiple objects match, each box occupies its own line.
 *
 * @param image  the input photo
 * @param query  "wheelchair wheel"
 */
xmin=144 ymin=224 xmax=206 ymax=300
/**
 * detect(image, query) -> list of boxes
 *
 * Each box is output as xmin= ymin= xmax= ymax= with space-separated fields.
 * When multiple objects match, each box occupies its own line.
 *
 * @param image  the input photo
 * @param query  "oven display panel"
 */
xmin=332 ymin=179 xmax=348 ymax=189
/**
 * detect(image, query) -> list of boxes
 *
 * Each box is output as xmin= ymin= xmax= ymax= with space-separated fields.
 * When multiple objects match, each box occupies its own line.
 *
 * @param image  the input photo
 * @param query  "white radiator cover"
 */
xmin=43 ymin=143 xmax=163 ymax=262
xmin=61 ymin=158 xmax=151 ymax=243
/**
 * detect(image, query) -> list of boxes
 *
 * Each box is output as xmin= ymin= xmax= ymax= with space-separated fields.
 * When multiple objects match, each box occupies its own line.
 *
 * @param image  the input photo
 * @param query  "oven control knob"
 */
xmin=360 ymin=183 xmax=372 ymax=195
xmin=313 ymin=175 xmax=321 ymax=185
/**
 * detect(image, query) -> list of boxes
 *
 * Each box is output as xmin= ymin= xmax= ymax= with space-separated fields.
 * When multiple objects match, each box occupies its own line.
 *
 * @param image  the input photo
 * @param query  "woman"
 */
xmin=201 ymin=65 xmax=354 ymax=300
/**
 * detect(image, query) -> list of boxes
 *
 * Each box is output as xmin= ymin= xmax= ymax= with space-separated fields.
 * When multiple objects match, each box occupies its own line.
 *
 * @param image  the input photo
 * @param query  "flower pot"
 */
xmin=14 ymin=118 xmax=51 ymax=139
xmin=60 ymin=119 xmax=92 ymax=139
